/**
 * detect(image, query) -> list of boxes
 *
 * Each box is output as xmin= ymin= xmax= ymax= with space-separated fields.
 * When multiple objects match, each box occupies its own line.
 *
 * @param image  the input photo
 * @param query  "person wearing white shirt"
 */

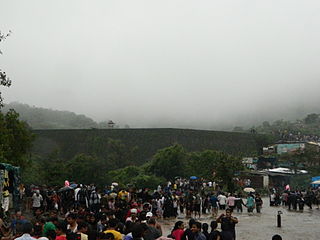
xmin=15 ymin=222 xmax=34 ymax=240
xmin=32 ymin=190 xmax=43 ymax=212
xmin=217 ymin=193 xmax=227 ymax=210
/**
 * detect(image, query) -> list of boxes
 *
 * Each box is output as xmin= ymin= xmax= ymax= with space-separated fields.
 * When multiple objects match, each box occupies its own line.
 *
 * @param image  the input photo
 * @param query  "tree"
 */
xmin=0 ymin=109 xmax=34 ymax=168
xmin=254 ymin=134 xmax=275 ymax=155
xmin=108 ymin=166 xmax=141 ymax=186
xmin=106 ymin=138 xmax=138 ymax=169
xmin=0 ymin=31 xmax=35 ymax=172
xmin=21 ymin=155 xmax=45 ymax=185
xmin=187 ymin=150 xmax=222 ymax=179
xmin=279 ymin=147 xmax=320 ymax=175
xmin=131 ymin=174 xmax=165 ymax=189
xmin=148 ymin=144 xmax=187 ymax=180
xmin=262 ymin=121 xmax=271 ymax=129
xmin=107 ymin=166 xmax=165 ymax=189
xmin=186 ymin=149 xmax=244 ymax=191
xmin=213 ymin=153 xmax=244 ymax=192
xmin=304 ymin=113 xmax=319 ymax=124
xmin=66 ymin=153 xmax=108 ymax=185
xmin=0 ymin=31 xmax=12 ymax=107
xmin=40 ymin=150 xmax=67 ymax=186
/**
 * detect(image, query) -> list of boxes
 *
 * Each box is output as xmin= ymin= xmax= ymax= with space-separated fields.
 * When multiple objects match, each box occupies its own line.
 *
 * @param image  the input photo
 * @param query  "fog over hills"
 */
xmin=2 ymin=1 xmax=320 ymax=130
xmin=2 ymin=102 xmax=320 ymax=131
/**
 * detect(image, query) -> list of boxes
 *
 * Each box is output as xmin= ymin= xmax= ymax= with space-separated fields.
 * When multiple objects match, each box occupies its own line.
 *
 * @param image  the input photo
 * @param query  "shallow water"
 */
xmin=158 ymin=198 xmax=320 ymax=240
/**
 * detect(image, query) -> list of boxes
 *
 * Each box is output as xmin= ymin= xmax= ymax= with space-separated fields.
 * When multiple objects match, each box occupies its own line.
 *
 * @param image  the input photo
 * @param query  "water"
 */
xmin=158 ymin=198 xmax=320 ymax=240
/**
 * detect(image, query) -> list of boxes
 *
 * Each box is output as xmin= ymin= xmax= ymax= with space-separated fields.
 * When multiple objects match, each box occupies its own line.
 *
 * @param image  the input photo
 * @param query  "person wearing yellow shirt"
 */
xmin=118 ymin=190 xmax=129 ymax=201
xmin=104 ymin=219 xmax=122 ymax=240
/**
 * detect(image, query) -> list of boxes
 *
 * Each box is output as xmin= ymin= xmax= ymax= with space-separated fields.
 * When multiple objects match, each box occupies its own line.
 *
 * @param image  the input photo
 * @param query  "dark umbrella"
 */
xmin=58 ymin=186 xmax=73 ymax=192
xmin=70 ymin=183 xmax=78 ymax=189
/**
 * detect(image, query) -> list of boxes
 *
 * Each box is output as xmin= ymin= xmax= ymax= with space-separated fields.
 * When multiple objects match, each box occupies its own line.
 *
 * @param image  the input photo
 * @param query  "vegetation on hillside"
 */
xmin=0 ymin=110 xmax=34 ymax=168
xmin=235 ymin=113 xmax=320 ymax=138
xmin=2 ymin=102 xmax=103 ymax=129
xmin=24 ymin=143 xmax=244 ymax=192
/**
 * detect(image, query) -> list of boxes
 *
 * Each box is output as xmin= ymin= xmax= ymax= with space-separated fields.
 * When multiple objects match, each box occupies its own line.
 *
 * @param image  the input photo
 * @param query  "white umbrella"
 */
xmin=109 ymin=192 xmax=117 ymax=198
xmin=243 ymin=187 xmax=255 ymax=193
xmin=311 ymin=180 xmax=320 ymax=184
xmin=112 ymin=182 xmax=119 ymax=186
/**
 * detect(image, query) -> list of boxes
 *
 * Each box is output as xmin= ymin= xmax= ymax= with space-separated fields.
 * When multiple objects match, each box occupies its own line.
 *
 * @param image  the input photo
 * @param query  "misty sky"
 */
xmin=1 ymin=0 xmax=320 ymax=129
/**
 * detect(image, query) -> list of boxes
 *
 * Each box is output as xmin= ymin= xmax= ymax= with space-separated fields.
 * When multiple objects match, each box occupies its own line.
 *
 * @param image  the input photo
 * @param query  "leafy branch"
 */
xmin=0 ymin=30 xmax=12 ymax=107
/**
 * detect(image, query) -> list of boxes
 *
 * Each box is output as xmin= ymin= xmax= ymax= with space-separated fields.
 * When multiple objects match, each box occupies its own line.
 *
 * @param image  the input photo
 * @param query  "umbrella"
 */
xmin=190 ymin=176 xmax=198 ymax=180
xmin=109 ymin=192 xmax=117 ymax=199
xmin=311 ymin=180 xmax=320 ymax=185
xmin=70 ymin=183 xmax=78 ymax=189
xmin=58 ymin=186 xmax=73 ymax=192
xmin=112 ymin=182 xmax=119 ymax=186
xmin=243 ymin=187 xmax=255 ymax=193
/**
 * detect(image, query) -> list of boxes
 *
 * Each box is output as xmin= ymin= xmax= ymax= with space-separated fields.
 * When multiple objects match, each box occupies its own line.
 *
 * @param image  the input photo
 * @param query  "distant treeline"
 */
xmin=2 ymin=102 xmax=118 ymax=129
xmin=234 ymin=113 xmax=320 ymax=137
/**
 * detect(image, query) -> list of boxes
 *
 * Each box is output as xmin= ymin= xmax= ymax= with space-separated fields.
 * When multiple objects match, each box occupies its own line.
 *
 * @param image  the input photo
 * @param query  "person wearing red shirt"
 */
xmin=171 ymin=221 xmax=185 ymax=240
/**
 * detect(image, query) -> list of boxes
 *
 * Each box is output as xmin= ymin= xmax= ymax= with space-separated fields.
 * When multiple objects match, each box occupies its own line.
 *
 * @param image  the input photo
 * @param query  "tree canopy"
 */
xmin=0 ymin=109 xmax=34 ymax=168
xmin=147 ymin=144 xmax=187 ymax=180
xmin=145 ymin=144 xmax=244 ymax=191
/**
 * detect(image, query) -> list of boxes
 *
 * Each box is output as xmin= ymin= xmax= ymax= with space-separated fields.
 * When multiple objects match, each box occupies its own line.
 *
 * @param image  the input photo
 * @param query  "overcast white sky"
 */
xmin=1 ymin=0 xmax=320 ymax=129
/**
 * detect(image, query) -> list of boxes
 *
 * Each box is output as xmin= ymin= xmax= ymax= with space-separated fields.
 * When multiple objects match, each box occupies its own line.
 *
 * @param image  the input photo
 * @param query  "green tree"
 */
xmin=262 ymin=121 xmax=271 ymax=129
xmin=279 ymin=147 xmax=320 ymax=175
xmin=88 ymin=136 xmax=107 ymax=157
xmin=131 ymin=174 xmax=165 ymax=189
xmin=147 ymin=144 xmax=187 ymax=180
xmin=279 ymin=149 xmax=307 ymax=174
xmin=253 ymin=134 xmax=275 ymax=155
xmin=187 ymin=150 xmax=222 ymax=179
xmin=106 ymin=138 xmax=138 ymax=169
xmin=40 ymin=150 xmax=68 ymax=186
xmin=0 ymin=110 xmax=34 ymax=168
xmin=108 ymin=165 xmax=141 ymax=185
xmin=0 ymin=31 xmax=12 ymax=107
xmin=304 ymin=113 xmax=319 ymax=124
xmin=21 ymin=155 xmax=45 ymax=185
xmin=66 ymin=153 xmax=108 ymax=185
xmin=107 ymin=166 xmax=165 ymax=189
xmin=213 ymin=152 xmax=244 ymax=192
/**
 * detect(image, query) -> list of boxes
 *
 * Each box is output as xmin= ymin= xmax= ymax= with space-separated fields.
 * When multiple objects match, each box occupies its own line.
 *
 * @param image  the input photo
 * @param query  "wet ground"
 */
xmin=158 ymin=198 xmax=320 ymax=240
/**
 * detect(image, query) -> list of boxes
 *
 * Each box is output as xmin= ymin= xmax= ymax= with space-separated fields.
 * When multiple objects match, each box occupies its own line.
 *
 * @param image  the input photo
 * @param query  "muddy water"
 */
xmin=158 ymin=198 xmax=320 ymax=240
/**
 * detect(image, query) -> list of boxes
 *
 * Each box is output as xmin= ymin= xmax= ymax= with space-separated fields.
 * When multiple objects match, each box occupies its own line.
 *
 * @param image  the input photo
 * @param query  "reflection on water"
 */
xmin=158 ymin=198 xmax=320 ymax=240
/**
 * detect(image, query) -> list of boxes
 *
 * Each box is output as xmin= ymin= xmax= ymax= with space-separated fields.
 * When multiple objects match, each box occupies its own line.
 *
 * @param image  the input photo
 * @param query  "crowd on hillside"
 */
xmin=0 ymin=179 xmax=279 ymax=240
xmin=274 ymin=130 xmax=320 ymax=143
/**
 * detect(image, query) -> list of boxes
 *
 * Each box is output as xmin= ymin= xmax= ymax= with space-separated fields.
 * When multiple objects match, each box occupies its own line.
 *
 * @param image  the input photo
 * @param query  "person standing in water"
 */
xmin=217 ymin=208 xmax=238 ymax=240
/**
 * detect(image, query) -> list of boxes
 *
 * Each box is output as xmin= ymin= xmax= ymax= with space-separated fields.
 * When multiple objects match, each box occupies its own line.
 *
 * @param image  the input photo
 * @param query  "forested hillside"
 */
xmin=3 ymin=102 xmax=99 ymax=129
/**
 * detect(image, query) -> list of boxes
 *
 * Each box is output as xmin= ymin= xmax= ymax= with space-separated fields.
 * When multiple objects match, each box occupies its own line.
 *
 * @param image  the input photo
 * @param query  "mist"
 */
xmin=1 ymin=0 xmax=320 ymax=130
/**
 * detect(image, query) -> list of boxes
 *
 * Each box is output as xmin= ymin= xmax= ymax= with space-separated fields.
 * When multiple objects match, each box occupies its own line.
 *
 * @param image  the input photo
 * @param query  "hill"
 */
xmin=32 ymin=128 xmax=272 ymax=165
xmin=2 ymin=102 xmax=99 ymax=129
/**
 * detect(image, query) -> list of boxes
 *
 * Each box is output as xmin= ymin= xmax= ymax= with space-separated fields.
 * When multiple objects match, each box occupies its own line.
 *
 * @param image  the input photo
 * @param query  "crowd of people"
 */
xmin=274 ymin=130 xmax=320 ymax=143
xmin=0 ymin=180 xmax=272 ymax=240
xmin=269 ymin=188 xmax=320 ymax=211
